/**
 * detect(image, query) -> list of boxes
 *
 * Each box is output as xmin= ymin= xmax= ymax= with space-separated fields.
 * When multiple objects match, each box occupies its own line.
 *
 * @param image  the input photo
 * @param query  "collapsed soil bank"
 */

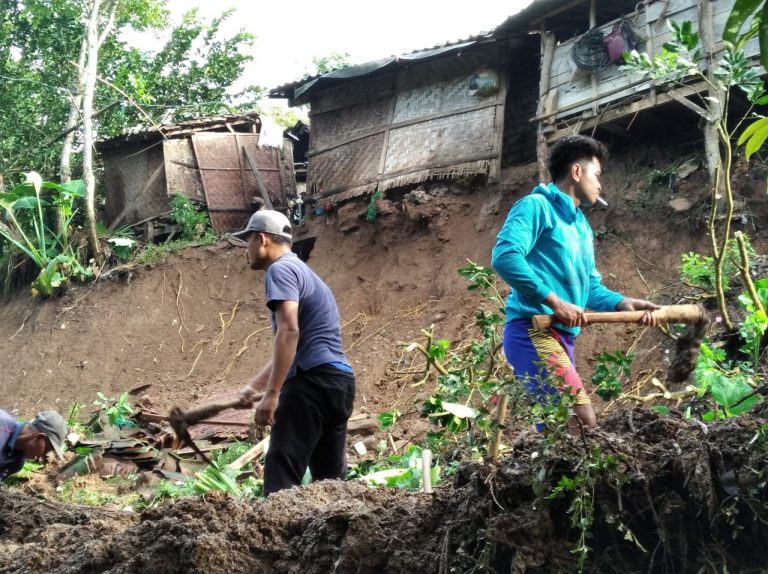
xmin=2 ymin=406 xmax=767 ymax=574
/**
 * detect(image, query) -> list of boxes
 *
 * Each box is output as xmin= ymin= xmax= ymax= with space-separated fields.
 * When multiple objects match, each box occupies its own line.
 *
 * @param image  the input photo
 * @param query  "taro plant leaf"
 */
xmin=709 ymin=376 xmax=757 ymax=415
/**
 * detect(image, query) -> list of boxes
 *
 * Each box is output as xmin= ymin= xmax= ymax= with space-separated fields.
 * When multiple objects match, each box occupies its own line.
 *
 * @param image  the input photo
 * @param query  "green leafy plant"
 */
xmin=0 ymin=172 xmax=92 ymax=296
xmin=366 ymin=190 xmax=383 ymax=221
xmin=694 ymin=342 xmax=762 ymax=420
xmin=107 ymin=236 xmax=137 ymax=260
xmin=170 ymin=194 xmax=211 ymax=241
xmin=738 ymin=277 xmax=768 ymax=367
xmin=623 ymin=20 xmax=767 ymax=330
xmin=378 ymin=409 xmax=401 ymax=430
xmin=591 ymin=350 xmax=635 ymax=401
xmin=547 ymin=447 xmax=630 ymax=572
xmin=679 ymin=237 xmax=756 ymax=293
xmin=395 ymin=262 xmax=520 ymax=460
xmin=93 ymin=392 xmax=135 ymax=428
xmin=349 ymin=445 xmax=441 ymax=491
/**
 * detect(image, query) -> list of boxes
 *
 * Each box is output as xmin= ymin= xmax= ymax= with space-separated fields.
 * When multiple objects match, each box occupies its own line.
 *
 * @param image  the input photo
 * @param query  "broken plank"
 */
xmin=348 ymin=418 xmax=379 ymax=435
xmin=242 ymin=146 xmax=273 ymax=210
xmin=227 ymin=436 xmax=270 ymax=471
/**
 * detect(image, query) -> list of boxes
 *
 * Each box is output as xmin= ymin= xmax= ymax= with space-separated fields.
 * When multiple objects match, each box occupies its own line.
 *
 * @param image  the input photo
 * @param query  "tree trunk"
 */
xmin=80 ymin=0 xmax=117 ymax=258
xmin=82 ymin=0 xmax=101 ymax=257
xmin=60 ymin=34 xmax=87 ymax=185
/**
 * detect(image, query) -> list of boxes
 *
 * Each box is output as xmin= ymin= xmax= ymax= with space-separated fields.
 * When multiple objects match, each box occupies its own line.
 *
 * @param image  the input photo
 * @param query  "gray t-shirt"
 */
xmin=265 ymin=252 xmax=350 ymax=378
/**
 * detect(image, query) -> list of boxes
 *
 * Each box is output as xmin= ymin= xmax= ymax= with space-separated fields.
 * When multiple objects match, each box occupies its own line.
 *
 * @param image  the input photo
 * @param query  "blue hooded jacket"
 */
xmin=491 ymin=183 xmax=623 ymax=336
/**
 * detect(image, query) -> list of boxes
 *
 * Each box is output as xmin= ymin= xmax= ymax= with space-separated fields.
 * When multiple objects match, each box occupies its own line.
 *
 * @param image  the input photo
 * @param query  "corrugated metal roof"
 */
xmin=269 ymin=0 xmax=641 ymax=102
xmin=97 ymin=112 xmax=261 ymax=147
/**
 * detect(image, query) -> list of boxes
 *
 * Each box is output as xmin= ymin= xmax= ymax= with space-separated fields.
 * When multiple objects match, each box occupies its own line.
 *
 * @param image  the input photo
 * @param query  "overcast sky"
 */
xmin=153 ymin=0 xmax=533 ymax=94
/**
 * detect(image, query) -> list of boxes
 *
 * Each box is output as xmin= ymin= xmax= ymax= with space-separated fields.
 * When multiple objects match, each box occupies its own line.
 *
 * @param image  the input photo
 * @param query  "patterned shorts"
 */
xmin=502 ymin=319 xmax=590 ymax=406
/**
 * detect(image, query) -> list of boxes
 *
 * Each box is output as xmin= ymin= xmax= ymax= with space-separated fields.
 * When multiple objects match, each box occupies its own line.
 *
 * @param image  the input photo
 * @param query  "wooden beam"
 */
xmin=545 ymin=81 xmax=709 ymax=141
xmin=378 ymin=73 xmax=400 ymax=175
xmin=667 ymin=89 xmax=714 ymax=122
xmin=536 ymin=30 xmax=557 ymax=182
xmin=242 ymin=146 xmax=273 ymax=210
xmin=491 ymin=50 xmax=509 ymax=182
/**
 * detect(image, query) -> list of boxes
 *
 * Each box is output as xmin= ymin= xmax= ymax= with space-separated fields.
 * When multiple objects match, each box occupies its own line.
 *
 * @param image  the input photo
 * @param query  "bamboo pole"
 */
xmin=735 ymin=231 xmax=766 ymax=314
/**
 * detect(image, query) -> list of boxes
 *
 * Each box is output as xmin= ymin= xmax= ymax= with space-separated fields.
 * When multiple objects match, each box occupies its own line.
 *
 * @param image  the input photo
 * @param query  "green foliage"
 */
xmin=396 ymin=263 xmax=514 ymax=460
xmin=107 ymin=236 xmax=137 ymax=260
xmin=93 ymin=391 xmax=135 ymax=428
xmin=1 ymin=460 xmax=45 ymax=485
xmin=311 ymin=52 xmax=352 ymax=75
xmin=169 ymin=194 xmax=211 ymax=241
xmin=737 ymin=277 xmax=768 ymax=367
xmin=457 ymin=259 xmax=505 ymax=306
xmin=0 ymin=172 xmax=92 ymax=296
xmin=0 ymin=1 xmax=257 ymax=177
xmin=679 ymin=237 xmax=755 ymax=292
xmin=591 ymin=350 xmax=635 ymax=401
xmin=366 ymin=191 xmax=382 ymax=221
xmin=547 ymin=446 xmax=629 ymax=572
xmin=349 ymin=445 xmax=441 ymax=491
xmin=723 ymin=0 xmax=768 ymax=68
xmin=258 ymin=104 xmax=306 ymax=131
xmin=378 ymin=409 xmax=401 ymax=430
xmin=738 ymin=116 xmax=768 ymax=160
xmin=693 ymin=342 xmax=762 ymax=420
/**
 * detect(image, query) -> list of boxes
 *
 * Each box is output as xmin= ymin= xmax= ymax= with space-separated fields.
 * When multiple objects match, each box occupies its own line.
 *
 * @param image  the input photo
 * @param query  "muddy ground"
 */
xmin=1 ymin=147 xmax=768 ymax=572
xmin=1 ymin=405 xmax=767 ymax=573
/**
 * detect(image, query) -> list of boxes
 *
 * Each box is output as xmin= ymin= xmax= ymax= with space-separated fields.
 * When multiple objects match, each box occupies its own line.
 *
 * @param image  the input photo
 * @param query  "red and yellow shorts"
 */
xmin=503 ymin=319 xmax=590 ymax=406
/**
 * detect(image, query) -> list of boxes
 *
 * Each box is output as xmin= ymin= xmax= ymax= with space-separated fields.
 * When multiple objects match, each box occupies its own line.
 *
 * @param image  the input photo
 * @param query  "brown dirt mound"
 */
xmin=2 ymin=406 xmax=766 ymax=573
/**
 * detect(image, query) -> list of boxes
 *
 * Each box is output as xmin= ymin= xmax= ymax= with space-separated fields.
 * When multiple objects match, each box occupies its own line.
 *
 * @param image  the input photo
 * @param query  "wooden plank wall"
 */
xmin=547 ymin=0 xmax=758 ymax=123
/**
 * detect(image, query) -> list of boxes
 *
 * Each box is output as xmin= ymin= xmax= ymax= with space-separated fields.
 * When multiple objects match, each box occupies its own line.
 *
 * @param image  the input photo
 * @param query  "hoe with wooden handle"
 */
xmin=532 ymin=304 xmax=706 ymax=331
xmin=169 ymin=391 xmax=264 ymax=465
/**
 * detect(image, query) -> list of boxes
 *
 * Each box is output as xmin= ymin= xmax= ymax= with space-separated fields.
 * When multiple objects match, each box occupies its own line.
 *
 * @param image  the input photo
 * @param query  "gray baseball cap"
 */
xmin=30 ymin=411 xmax=67 ymax=459
xmin=233 ymin=210 xmax=292 ymax=241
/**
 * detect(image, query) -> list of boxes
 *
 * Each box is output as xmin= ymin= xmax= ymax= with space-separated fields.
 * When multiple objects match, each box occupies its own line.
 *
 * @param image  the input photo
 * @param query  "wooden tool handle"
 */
xmin=174 ymin=391 xmax=265 ymax=425
xmin=531 ymin=304 xmax=705 ymax=331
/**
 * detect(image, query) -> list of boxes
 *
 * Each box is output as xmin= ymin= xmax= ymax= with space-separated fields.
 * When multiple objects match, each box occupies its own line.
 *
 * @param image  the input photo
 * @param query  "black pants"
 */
xmin=263 ymin=364 xmax=355 ymax=495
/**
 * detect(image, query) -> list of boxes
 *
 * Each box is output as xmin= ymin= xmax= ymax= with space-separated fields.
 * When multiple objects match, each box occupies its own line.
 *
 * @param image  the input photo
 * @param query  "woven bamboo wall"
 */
xmin=311 ymin=96 xmax=393 ymax=151
xmin=384 ymin=108 xmax=496 ymax=172
xmin=192 ymin=133 xmax=285 ymax=231
xmin=311 ymin=73 xmax=395 ymax=115
xmin=393 ymin=50 xmax=494 ymax=123
xmin=164 ymin=139 xmax=205 ymax=201
xmin=309 ymin=132 xmax=385 ymax=195
xmin=308 ymin=45 xmax=506 ymax=200
xmin=103 ymin=142 xmax=168 ymax=228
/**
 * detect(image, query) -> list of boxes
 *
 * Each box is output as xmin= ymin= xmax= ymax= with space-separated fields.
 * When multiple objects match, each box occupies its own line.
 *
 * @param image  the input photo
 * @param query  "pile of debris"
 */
xmin=55 ymin=388 xmax=380 ymax=496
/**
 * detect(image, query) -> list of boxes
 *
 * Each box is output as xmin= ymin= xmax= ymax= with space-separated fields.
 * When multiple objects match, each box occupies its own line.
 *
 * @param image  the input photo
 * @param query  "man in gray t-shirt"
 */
xmin=236 ymin=210 xmax=355 ymax=495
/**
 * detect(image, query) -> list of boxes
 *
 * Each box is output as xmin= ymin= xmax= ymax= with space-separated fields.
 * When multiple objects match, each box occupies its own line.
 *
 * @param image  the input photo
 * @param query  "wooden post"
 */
xmin=589 ymin=0 xmax=599 ymax=115
xmin=489 ymin=393 xmax=509 ymax=462
xmin=490 ymin=47 xmax=509 ymax=182
xmin=698 ymin=0 xmax=725 ymax=212
xmin=377 ymin=72 xmax=399 ymax=176
xmin=233 ymin=133 xmax=249 ymax=207
xmin=536 ymin=29 xmax=556 ymax=182
xmin=421 ymin=449 xmax=433 ymax=493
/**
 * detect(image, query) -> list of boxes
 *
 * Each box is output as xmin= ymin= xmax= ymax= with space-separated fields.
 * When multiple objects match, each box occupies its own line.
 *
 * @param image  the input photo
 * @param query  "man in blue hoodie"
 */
xmin=491 ymin=135 xmax=657 ymax=431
